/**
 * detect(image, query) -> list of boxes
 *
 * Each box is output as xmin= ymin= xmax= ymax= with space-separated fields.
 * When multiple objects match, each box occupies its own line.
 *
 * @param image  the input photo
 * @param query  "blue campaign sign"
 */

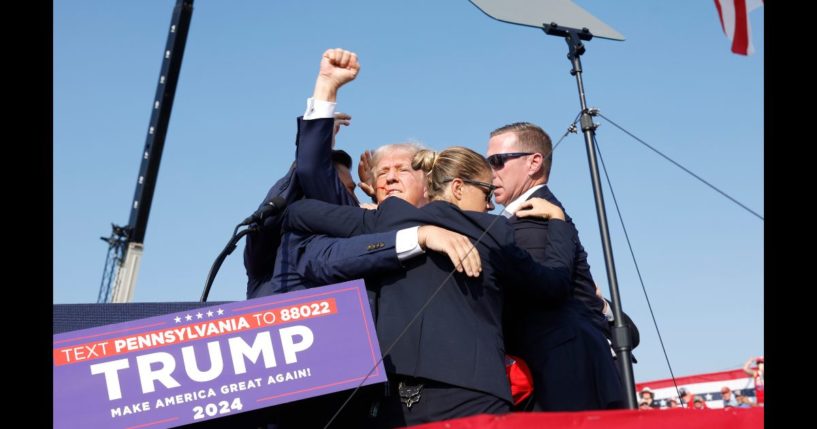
xmin=53 ymin=280 xmax=385 ymax=429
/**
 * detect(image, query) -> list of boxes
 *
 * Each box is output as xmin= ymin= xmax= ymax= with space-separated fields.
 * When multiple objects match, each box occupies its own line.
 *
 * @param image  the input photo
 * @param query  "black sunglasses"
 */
xmin=445 ymin=177 xmax=496 ymax=202
xmin=486 ymin=152 xmax=533 ymax=169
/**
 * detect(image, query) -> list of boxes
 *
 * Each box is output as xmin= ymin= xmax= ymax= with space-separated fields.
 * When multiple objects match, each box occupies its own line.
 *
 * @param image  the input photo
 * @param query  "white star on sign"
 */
xmin=196 ymin=312 xmax=203 ymax=319
xmin=206 ymin=310 xmax=214 ymax=317
xmin=174 ymin=316 xmax=181 ymax=323
xmin=705 ymin=393 xmax=713 ymax=400
xmin=185 ymin=314 xmax=193 ymax=321
xmin=217 ymin=308 xmax=224 ymax=315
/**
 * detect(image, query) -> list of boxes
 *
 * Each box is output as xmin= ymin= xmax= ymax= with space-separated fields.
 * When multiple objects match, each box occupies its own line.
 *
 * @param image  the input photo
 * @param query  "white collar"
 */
xmin=500 ymin=184 xmax=546 ymax=218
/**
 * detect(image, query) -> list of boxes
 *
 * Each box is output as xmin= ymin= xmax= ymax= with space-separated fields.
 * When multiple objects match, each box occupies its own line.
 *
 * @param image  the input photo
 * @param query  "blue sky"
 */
xmin=54 ymin=1 xmax=763 ymax=384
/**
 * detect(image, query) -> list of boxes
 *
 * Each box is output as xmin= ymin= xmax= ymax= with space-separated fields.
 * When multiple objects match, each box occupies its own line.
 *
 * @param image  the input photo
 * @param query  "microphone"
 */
xmin=240 ymin=196 xmax=287 ymax=226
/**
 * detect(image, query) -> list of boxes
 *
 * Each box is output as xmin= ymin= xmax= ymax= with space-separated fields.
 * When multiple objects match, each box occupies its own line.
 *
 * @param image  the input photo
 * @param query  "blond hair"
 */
xmin=412 ymin=146 xmax=490 ymax=200
xmin=368 ymin=141 xmax=426 ymax=184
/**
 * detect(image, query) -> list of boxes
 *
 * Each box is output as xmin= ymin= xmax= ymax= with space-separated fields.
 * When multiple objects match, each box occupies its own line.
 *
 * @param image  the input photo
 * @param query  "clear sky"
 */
xmin=54 ymin=1 xmax=763 ymax=384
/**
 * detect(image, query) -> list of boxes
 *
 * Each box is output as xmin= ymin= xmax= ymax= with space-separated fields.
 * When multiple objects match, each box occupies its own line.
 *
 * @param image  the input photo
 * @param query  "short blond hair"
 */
xmin=368 ymin=141 xmax=426 ymax=184
xmin=490 ymin=122 xmax=553 ymax=180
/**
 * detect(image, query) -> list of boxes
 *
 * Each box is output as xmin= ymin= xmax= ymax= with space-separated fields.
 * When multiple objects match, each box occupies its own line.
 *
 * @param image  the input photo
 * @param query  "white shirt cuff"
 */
xmin=304 ymin=97 xmax=336 ymax=120
xmin=396 ymin=226 xmax=425 ymax=261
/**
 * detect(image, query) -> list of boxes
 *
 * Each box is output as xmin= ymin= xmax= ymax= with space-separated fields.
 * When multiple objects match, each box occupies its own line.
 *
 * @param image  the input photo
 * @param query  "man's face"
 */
xmin=373 ymin=149 xmax=427 ymax=207
xmin=335 ymin=163 xmax=356 ymax=197
xmin=722 ymin=390 xmax=732 ymax=400
xmin=486 ymin=131 xmax=535 ymax=206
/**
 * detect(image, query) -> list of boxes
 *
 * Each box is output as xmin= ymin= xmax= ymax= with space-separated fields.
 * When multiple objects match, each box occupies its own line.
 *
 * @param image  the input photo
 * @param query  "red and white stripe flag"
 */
xmin=636 ymin=368 xmax=757 ymax=408
xmin=714 ymin=0 xmax=764 ymax=55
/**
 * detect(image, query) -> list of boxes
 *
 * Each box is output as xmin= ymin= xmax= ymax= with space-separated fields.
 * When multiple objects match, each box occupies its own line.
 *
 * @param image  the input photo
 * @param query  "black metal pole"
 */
xmin=544 ymin=24 xmax=637 ymax=409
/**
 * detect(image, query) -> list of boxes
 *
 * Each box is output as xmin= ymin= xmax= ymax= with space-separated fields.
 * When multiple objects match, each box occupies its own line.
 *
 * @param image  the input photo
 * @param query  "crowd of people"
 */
xmin=637 ymin=356 xmax=764 ymax=410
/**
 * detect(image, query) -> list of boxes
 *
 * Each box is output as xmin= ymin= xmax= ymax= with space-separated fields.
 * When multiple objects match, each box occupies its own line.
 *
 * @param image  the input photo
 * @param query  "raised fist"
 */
xmin=318 ymin=48 xmax=360 ymax=90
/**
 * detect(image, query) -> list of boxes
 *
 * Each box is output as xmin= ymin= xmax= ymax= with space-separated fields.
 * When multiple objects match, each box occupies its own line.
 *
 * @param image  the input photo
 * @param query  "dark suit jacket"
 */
xmin=505 ymin=185 xmax=624 ymax=410
xmin=282 ymin=197 xmax=577 ymax=403
xmin=507 ymin=186 xmax=608 ymax=341
xmin=271 ymin=230 xmax=407 ymax=294
xmin=243 ymin=117 xmax=358 ymax=299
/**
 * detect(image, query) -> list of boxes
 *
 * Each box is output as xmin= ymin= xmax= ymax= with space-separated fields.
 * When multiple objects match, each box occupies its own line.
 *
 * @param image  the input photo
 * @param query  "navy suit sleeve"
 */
xmin=525 ymin=187 xmax=603 ymax=314
xmin=245 ymin=116 xmax=356 ymax=290
xmin=514 ymin=215 xmax=603 ymax=315
xmin=295 ymin=232 xmax=402 ymax=286
xmin=284 ymin=199 xmax=375 ymax=237
xmin=284 ymin=196 xmax=426 ymax=237
xmin=295 ymin=117 xmax=359 ymax=206
xmin=500 ymin=219 xmax=576 ymax=303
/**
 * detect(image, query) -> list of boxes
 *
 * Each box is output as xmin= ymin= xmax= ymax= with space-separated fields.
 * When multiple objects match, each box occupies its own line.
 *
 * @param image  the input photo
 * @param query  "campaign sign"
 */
xmin=53 ymin=280 xmax=385 ymax=429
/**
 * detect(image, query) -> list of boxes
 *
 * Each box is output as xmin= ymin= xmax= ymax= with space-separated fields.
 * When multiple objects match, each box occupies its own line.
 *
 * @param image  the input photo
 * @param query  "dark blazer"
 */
xmin=282 ymin=197 xmax=577 ymax=403
xmin=505 ymin=185 xmax=624 ymax=410
xmin=271 ymin=230 xmax=408 ymax=294
xmin=508 ymin=186 xmax=608 ymax=337
xmin=243 ymin=117 xmax=358 ymax=299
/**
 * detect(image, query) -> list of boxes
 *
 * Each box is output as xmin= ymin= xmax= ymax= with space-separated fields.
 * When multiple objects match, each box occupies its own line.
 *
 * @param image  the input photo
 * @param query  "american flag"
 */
xmin=713 ymin=0 xmax=764 ymax=55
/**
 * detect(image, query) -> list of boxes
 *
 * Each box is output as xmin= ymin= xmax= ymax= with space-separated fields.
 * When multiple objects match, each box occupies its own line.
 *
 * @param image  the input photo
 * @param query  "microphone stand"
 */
xmin=200 ymin=224 xmax=255 ymax=302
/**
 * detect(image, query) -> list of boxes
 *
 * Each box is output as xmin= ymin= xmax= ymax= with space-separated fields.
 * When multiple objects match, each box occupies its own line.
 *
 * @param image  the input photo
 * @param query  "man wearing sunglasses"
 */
xmin=486 ymin=122 xmax=626 ymax=411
